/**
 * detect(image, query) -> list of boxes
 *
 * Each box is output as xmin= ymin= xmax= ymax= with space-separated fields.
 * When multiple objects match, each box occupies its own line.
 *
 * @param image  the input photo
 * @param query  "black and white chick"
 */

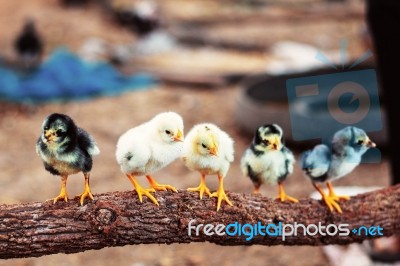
xmin=13 ymin=18 xmax=44 ymax=70
xmin=115 ymin=111 xmax=184 ymax=206
xmin=36 ymin=113 xmax=100 ymax=205
xmin=240 ymin=124 xmax=298 ymax=203
xmin=301 ymin=126 xmax=376 ymax=213
xmin=182 ymin=123 xmax=234 ymax=211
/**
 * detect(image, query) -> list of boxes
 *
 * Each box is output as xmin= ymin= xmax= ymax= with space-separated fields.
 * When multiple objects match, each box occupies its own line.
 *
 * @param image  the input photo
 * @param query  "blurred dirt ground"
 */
xmin=0 ymin=0 xmax=391 ymax=265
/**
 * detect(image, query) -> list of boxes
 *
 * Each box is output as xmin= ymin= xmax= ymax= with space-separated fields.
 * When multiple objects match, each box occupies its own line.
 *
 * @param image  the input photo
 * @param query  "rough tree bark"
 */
xmin=0 ymin=184 xmax=399 ymax=259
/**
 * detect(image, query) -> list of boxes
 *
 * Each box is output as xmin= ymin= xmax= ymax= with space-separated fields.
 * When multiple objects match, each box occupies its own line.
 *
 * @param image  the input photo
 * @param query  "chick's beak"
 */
xmin=174 ymin=130 xmax=184 ymax=142
xmin=44 ymin=130 xmax=56 ymax=142
xmin=366 ymin=138 xmax=376 ymax=148
xmin=209 ymin=146 xmax=218 ymax=156
xmin=271 ymin=137 xmax=281 ymax=151
xmin=44 ymin=130 xmax=51 ymax=139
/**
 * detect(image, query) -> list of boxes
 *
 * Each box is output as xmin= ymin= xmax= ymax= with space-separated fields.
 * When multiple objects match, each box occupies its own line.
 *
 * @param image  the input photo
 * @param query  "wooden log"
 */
xmin=0 ymin=184 xmax=399 ymax=259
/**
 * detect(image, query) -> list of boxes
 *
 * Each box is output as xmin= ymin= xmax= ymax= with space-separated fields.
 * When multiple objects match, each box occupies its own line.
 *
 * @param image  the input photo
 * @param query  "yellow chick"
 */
xmin=116 ymin=111 xmax=184 ymax=205
xmin=182 ymin=123 xmax=234 ymax=211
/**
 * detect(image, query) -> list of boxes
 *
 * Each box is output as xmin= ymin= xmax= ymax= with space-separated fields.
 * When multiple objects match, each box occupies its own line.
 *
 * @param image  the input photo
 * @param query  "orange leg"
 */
xmin=53 ymin=175 xmax=69 ymax=204
xmin=75 ymin=173 xmax=94 ymax=206
xmin=276 ymin=182 xmax=298 ymax=203
xmin=127 ymin=174 xmax=159 ymax=206
xmin=327 ymin=181 xmax=350 ymax=201
xmin=253 ymin=183 xmax=261 ymax=194
xmin=146 ymin=175 xmax=177 ymax=192
xmin=313 ymin=183 xmax=342 ymax=213
xmin=187 ymin=174 xmax=211 ymax=199
xmin=210 ymin=175 xmax=233 ymax=211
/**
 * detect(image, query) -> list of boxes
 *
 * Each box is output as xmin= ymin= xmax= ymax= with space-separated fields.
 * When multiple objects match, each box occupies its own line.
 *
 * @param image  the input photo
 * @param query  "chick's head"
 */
xmin=153 ymin=112 xmax=184 ymax=143
xmin=41 ymin=113 xmax=77 ymax=146
xmin=193 ymin=126 xmax=219 ymax=156
xmin=333 ymin=126 xmax=376 ymax=154
xmin=254 ymin=124 xmax=283 ymax=152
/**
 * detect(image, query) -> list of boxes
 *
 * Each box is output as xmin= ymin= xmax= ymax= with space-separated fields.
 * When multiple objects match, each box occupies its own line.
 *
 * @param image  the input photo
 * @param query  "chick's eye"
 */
xmin=201 ymin=143 xmax=207 ymax=148
xmin=56 ymin=129 xmax=65 ymax=136
xmin=263 ymin=139 xmax=270 ymax=146
xmin=165 ymin=130 xmax=171 ymax=135
xmin=357 ymin=140 xmax=364 ymax=145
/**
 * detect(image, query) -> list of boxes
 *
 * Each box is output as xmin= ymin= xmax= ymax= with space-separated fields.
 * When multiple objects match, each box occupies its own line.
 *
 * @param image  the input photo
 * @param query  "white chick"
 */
xmin=182 ymin=123 xmax=234 ymax=211
xmin=116 ymin=111 xmax=184 ymax=205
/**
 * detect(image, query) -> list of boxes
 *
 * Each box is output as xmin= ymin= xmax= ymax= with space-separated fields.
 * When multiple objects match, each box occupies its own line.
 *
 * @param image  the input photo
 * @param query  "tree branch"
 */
xmin=0 ymin=184 xmax=399 ymax=259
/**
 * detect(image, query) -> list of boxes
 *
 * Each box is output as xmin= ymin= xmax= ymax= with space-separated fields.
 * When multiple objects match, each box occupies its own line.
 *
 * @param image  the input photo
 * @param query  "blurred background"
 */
xmin=0 ymin=0 xmax=391 ymax=265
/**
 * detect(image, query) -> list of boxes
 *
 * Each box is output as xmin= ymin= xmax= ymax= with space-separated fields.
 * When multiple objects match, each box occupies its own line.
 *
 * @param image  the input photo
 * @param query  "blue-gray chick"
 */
xmin=301 ymin=126 xmax=376 ymax=213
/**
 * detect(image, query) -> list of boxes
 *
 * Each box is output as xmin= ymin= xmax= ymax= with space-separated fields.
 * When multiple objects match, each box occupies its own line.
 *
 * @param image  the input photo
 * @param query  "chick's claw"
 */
xmin=51 ymin=175 xmax=69 ymax=204
xmin=329 ymin=194 xmax=351 ymax=202
xmin=146 ymin=176 xmax=177 ymax=192
xmin=276 ymin=183 xmax=299 ymax=203
xmin=327 ymin=182 xmax=350 ymax=202
xmin=146 ymin=188 xmax=156 ymax=193
xmin=211 ymin=189 xmax=233 ymax=211
xmin=76 ymin=189 xmax=94 ymax=206
xmin=188 ymin=184 xmax=212 ymax=199
xmin=53 ymin=192 xmax=69 ymax=204
xmin=154 ymin=184 xmax=177 ymax=192
xmin=276 ymin=194 xmax=299 ymax=203
xmin=135 ymin=185 xmax=159 ymax=206
xmin=313 ymin=183 xmax=342 ymax=213
xmin=75 ymin=173 xmax=95 ymax=205
xmin=127 ymin=174 xmax=159 ymax=205
xmin=322 ymin=194 xmax=343 ymax=214
xmin=187 ymin=175 xmax=211 ymax=199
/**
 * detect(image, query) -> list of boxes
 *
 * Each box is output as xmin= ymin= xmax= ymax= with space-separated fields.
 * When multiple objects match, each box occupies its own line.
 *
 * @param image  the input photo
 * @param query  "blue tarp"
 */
xmin=0 ymin=48 xmax=157 ymax=104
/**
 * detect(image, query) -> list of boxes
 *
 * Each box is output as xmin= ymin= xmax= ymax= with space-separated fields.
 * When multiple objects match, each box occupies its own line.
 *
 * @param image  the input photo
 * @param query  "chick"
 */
xmin=301 ymin=126 xmax=376 ymax=213
xmin=14 ymin=18 xmax=43 ymax=70
xmin=182 ymin=123 xmax=234 ymax=211
xmin=116 ymin=111 xmax=184 ymax=205
xmin=36 ymin=113 xmax=100 ymax=205
xmin=241 ymin=124 xmax=298 ymax=203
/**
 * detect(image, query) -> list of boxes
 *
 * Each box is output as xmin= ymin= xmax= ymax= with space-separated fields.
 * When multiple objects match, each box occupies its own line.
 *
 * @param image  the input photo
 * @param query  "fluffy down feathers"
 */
xmin=300 ymin=126 xmax=376 ymax=213
xmin=36 ymin=113 xmax=100 ymax=176
xmin=241 ymin=124 xmax=294 ymax=185
xmin=181 ymin=123 xmax=234 ymax=177
xmin=241 ymin=145 xmax=295 ymax=186
xmin=300 ymin=144 xmax=330 ymax=182
xmin=116 ymin=111 xmax=184 ymax=175
xmin=301 ymin=126 xmax=376 ymax=183
xmin=36 ymin=113 xmax=99 ymax=205
xmin=240 ymin=124 xmax=298 ymax=202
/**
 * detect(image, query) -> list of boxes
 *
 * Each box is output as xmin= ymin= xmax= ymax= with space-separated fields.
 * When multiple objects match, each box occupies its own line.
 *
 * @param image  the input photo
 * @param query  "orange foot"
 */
xmin=327 ymin=181 xmax=350 ymax=202
xmin=313 ymin=183 xmax=342 ymax=213
xmin=127 ymin=174 xmax=159 ymax=205
xmin=52 ymin=175 xmax=69 ymax=204
xmin=53 ymin=190 xmax=69 ymax=204
xmin=146 ymin=175 xmax=177 ymax=192
xmin=76 ymin=186 xmax=94 ymax=206
xmin=210 ymin=175 xmax=233 ymax=211
xmin=276 ymin=183 xmax=299 ymax=203
xmin=187 ymin=174 xmax=211 ymax=199
xmin=75 ymin=173 xmax=94 ymax=206
xmin=211 ymin=188 xmax=233 ymax=212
